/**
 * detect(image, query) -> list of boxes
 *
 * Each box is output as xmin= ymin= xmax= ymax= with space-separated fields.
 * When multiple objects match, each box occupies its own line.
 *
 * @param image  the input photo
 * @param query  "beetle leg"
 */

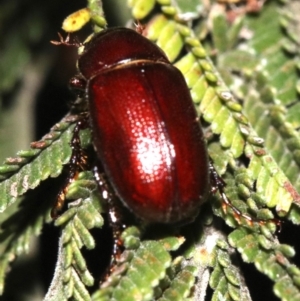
xmin=51 ymin=116 xmax=89 ymax=218
xmin=209 ymin=161 xmax=281 ymax=227
xmin=50 ymin=32 xmax=82 ymax=47
xmin=93 ymin=167 xmax=126 ymax=270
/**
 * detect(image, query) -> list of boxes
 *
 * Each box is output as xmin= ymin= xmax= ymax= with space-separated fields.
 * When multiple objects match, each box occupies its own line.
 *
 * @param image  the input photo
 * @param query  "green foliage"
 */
xmin=1 ymin=0 xmax=300 ymax=300
xmin=45 ymin=171 xmax=104 ymax=301
xmin=0 ymin=118 xmax=77 ymax=210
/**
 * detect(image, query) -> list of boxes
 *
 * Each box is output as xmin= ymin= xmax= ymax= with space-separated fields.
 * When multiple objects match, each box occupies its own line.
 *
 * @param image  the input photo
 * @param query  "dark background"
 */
xmin=0 ymin=1 xmax=299 ymax=300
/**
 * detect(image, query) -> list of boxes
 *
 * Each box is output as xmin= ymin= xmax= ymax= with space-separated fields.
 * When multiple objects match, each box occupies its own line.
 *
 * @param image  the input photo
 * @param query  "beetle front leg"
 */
xmin=51 ymin=116 xmax=89 ymax=218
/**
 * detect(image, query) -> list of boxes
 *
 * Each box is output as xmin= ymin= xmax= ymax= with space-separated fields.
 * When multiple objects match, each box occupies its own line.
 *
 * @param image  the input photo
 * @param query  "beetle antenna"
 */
xmin=134 ymin=20 xmax=145 ymax=35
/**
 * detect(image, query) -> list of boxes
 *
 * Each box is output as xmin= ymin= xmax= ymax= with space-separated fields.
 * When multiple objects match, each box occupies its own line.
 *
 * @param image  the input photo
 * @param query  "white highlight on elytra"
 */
xmin=136 ymin=135 xmax=174 ymax=176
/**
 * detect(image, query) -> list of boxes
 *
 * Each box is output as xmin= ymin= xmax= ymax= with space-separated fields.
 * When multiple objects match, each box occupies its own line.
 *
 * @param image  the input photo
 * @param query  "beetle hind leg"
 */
xmin=208 ymin=161 xmax=281 ymax=227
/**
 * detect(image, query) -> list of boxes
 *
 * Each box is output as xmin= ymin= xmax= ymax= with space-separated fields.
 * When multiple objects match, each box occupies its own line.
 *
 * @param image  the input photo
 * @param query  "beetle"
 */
xmin=51 ymin=26 xmax=280 ymax=229
xmin=65 ymin=27 xmax=210 ymax=224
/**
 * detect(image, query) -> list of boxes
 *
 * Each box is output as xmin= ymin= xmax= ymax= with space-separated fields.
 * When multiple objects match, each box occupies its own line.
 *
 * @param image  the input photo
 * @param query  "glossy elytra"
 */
xmin=69 ymin=27 xmax=210 ymax=224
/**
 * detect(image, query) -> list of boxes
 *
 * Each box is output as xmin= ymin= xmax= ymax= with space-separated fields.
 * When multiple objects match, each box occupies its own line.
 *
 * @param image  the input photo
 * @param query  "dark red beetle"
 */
xmin=70 ymin=27 xmax=210 ymax=224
